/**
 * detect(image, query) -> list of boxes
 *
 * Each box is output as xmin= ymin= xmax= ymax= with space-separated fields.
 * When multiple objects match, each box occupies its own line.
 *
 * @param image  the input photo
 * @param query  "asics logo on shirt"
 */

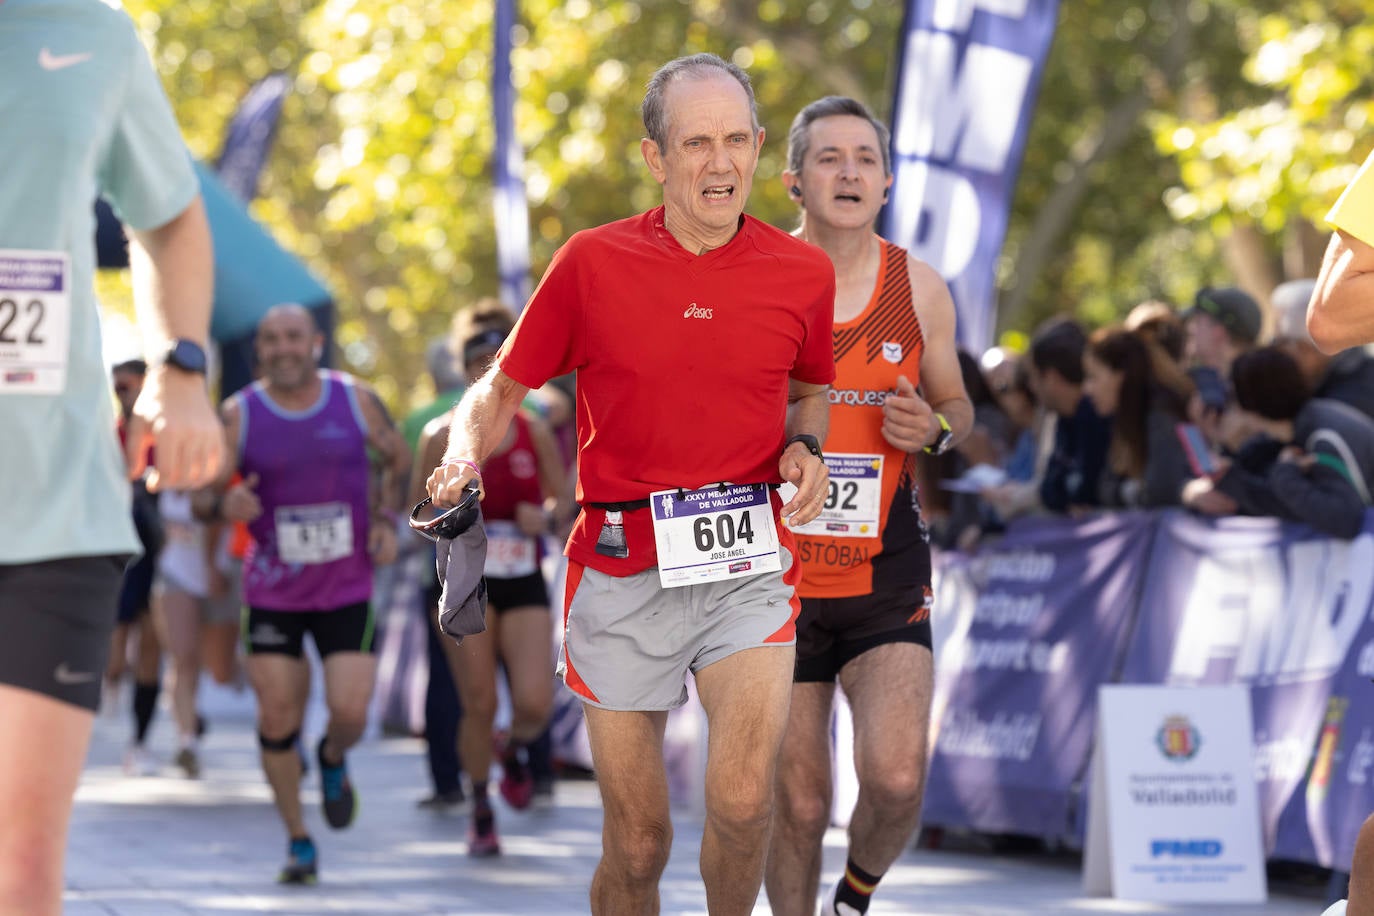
xmin=683 ymin=303 xmax=713 ymax=319
xmin=39 ymin=48 xmax=93 ymax=70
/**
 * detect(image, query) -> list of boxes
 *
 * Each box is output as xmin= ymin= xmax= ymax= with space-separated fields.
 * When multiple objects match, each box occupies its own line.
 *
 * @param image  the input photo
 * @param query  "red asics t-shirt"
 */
xmin=497 ymin=207 xmax=836 ymax=576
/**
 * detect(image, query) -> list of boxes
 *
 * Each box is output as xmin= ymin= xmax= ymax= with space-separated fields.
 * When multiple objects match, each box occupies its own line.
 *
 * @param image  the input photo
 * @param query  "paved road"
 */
xmin=65 ymin=685 xmax=1331 ymax=916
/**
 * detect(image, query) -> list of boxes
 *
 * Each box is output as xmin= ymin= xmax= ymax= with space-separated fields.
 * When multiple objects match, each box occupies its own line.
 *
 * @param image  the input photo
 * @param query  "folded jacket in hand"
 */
xmin=435 ymin=515 xmax=488 ymax=645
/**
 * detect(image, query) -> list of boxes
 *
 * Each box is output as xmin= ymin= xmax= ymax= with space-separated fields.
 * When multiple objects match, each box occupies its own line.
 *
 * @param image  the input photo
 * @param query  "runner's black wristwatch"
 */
xmin=161 ymin=339 xmax=209 ymax=375
xmin=785 ymin=433 xmax=824 ymax=461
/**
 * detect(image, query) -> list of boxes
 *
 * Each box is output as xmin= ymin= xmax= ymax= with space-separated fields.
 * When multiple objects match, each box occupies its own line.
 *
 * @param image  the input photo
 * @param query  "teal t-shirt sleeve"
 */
xmin=97 ymin=17 xmax=199 ymax=232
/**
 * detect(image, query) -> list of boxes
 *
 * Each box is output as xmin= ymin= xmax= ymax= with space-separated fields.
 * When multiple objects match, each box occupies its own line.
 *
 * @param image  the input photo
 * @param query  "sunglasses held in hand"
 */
xmin=408 ymin=483 xmax=481 ymax=542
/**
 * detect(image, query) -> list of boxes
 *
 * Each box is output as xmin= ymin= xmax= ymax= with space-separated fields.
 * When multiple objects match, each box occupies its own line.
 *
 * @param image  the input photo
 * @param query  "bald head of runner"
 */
xmin=255 ymin=303 xmax=323 ymax=392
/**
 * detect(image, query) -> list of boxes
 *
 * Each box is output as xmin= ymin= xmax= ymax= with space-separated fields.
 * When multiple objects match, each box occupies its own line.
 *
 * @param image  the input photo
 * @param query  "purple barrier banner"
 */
xmin=1120 ymin=510 xmax=1374 ymax=866
xmin=924 ymin=511 xmax=1156 ymax=835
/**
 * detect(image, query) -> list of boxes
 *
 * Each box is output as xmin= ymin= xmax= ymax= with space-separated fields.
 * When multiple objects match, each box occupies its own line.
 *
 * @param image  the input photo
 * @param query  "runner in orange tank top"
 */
xmin=765 ymin=97 xmax=974 ymax=916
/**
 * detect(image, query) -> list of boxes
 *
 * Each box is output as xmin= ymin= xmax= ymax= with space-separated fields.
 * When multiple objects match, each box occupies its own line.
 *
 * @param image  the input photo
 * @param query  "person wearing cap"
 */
xmin=1308 ymin=149 xmax=1374 ymax=354
xmin=412 ymin=305 xmax=570 ymax=857
xmin=1271 ymin=279 xmax=1374 ymax=420
xmin=1182 ymin=285 xmax=1262 ymax=376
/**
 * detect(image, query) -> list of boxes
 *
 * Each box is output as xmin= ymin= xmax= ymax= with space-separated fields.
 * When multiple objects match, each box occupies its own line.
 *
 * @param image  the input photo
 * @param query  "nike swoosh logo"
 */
xmin=54 ymin=663 xmax=96 ymax=685
xmin=39 ymin=48 xmax=93 ymax=71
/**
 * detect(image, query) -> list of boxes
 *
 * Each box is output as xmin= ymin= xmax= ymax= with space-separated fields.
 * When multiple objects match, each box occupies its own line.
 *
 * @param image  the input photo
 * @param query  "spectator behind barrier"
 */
xmin=1028 ymin=318 xmax=1112 ymax=514
xmin=978 ymin=352 xmax=1053 ymax=527
xmin=1271 ymin=279 xmax=1374 ymax=421
xmin=1124 ymin=299 xmax=1185 ymax=363
xmin=1183 ymin=285 xmax=1262 ymax=375
xmin=925 ymin=350 xmax=1015 ymax=548
xmin=1196 ymin=347 xmax=1374 ymax=539
xmin=1082 ymin=328 xmax=1193 ymax=508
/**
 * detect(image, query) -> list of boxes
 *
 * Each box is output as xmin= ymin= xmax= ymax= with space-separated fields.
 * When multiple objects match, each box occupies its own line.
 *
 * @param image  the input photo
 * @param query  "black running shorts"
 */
xmin=0 ymin=555 xmax=127 ymax=711
xmin=794 ymin=584 xmax=934 ymax=684
xmin=485 ymin=570 xmax=550 ymax=614
xmin=244 ymin=601 xmax=376 ymax=658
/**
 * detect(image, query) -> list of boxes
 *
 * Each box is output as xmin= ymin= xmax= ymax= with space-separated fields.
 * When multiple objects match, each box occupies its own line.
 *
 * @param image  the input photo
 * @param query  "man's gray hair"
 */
xmin=786 ymin=96 xmax=891 ymax=177
xmin=641 ymin=53 xmax=759 ymax=150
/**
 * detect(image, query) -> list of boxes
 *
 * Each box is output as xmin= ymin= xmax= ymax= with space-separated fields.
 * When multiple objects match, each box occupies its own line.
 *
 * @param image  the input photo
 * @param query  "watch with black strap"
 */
xmin=160 ymin=338 xmax=209 ymax=375
xmin=785 ymin=433 xmax=824 ymax=462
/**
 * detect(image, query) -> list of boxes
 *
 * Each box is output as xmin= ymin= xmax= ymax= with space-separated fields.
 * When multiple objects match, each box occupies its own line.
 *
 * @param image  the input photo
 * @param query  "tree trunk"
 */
xmin=998 ymin=0 xmax=1194 ymax=336
xmin=1221 ymin=222 xmax=1281 ymax=334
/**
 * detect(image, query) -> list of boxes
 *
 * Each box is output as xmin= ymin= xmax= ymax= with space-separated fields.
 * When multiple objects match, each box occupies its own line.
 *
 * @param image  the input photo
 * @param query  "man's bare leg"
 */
xmin=695 ymin=644 xmax=796 ymax=916
xmin=246 ymin=653 xmax=311 ymax=837
xmin=584 ymin=704 xmax=671 ymax=915
xmin=765 ymin=681 xmax=836 ymax=916
xmin=832 ymin=642 xmax=933 ymax=909
xmin=0 ymin=686 xmax=92 ymax=916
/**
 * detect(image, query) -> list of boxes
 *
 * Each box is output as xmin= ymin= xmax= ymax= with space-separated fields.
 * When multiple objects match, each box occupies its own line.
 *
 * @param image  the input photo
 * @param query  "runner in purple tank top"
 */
xmin=197 ymin=304 xmax=410 ymax=884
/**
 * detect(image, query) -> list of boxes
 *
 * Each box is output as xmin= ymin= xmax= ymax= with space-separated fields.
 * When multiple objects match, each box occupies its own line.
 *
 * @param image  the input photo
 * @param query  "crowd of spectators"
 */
xmin=923 ymin=280 xmax=1374 ymax=548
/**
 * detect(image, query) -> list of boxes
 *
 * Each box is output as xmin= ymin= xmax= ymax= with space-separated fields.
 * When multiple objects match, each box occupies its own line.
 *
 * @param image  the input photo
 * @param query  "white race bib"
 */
xmin=781 ymin=453 xmax=884 ymax=538
xmin=484 ymin=519 xmax=538 ymax=578
xmin=275 ymin=502 xmax=353 ymax=565
xmin=0 ymin=250 xmax=71 ymax=396
xmin=650 ymin=483 xmax=780 ymax=589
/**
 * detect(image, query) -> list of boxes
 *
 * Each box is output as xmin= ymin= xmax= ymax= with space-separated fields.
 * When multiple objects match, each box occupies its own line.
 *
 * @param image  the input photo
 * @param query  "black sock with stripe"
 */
xmin=833 ymin=856 xmax=882 ymax=913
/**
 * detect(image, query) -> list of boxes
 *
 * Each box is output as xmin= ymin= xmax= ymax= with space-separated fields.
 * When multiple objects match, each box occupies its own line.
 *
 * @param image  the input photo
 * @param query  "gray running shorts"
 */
xmin=557 ymin=543 xmax=800 ymax=711
xmin=0 ymin=555 xmax=127 ymax=711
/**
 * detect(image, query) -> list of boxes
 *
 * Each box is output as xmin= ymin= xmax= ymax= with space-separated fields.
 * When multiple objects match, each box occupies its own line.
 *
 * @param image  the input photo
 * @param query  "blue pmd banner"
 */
xmin=881 ymin=0 xmax=1060 ymax=352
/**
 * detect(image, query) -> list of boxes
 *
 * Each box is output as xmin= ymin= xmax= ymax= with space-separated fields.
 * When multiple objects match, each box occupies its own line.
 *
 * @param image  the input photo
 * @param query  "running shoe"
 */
xmin=467 ymin=814 xmax=501 ymax=857
xmin=416 ymin=787 xmax=469 ymax=813
xmin=316 ymin=737 xmax=357 ymax=830
xmin=530 ymin=776 xmax=555 ymax=811
xmin=278 ymin=836 xmax=318 ymax=885
xmin=122 ymin=744 xmax=159 ymax=777
xmin=498 ymin=752 xmax=534 ymax=811
xmin=821 ymin=878 xmax=865 ymax=916
xmin=174 ymin=745 xmax=201 ymax=779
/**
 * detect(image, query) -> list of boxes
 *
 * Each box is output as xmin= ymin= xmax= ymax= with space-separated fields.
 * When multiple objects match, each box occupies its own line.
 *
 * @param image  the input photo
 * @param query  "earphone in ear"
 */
xmin=311 ymin=344 xmax=323 ymax=361
xmin=790 ymin=186 xmax=802 ymax=199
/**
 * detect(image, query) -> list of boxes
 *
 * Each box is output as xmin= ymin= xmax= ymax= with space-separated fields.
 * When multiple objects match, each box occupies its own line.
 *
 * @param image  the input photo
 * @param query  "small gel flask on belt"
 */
xmin=595 ymin=510 xmax=629 ymax=559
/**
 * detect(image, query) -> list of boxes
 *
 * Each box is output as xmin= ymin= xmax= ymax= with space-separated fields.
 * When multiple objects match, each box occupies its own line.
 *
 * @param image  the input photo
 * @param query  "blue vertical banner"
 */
xmin=215 ymin=73 xmax=292 ymax=204
xmin=881 ymin=0 xmax=1060 ymax=352
xmin=493 ymin=0 xmax=531 ymax=311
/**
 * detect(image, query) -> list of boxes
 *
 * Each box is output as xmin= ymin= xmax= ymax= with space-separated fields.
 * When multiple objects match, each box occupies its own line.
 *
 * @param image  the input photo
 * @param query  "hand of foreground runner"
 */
xmin=427 ymin=458 xmax=482 ymax=508
xmin=779 ymin=443 xmax=829 ymax=527
xmin=126 ymin=366 xmax=224 ymax=492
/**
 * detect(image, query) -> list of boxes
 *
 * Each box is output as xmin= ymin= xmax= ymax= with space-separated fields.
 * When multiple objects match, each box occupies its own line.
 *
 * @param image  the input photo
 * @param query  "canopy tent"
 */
xmin=96 ymin=160 xmax=332 ymax=396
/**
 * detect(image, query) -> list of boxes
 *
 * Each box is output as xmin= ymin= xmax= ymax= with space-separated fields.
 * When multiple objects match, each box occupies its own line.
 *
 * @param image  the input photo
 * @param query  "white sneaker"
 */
xmin=821 ymin=878 xmax=864 ymax=916
xmin=123 ymin=744 xmax=160 ymax=777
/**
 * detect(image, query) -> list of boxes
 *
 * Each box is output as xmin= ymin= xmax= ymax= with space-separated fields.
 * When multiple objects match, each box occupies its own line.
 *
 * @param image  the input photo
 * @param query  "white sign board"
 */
xmin=1084 ymin=684 xmax=1267 ymax=904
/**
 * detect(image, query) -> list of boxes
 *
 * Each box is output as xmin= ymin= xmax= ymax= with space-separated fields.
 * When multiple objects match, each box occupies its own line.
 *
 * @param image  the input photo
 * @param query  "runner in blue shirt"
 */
xmin=0 ymin=2 xmax=222 ymax=911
